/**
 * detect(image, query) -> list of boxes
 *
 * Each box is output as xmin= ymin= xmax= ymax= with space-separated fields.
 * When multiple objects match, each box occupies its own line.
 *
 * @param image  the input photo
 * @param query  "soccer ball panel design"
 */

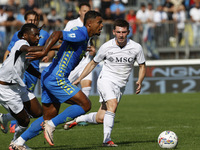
xmin=158 ymin=131 xmax=178 ymax=149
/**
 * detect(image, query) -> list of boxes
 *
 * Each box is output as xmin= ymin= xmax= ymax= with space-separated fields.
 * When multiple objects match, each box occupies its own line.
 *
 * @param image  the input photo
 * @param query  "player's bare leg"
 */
xmin=23 ymin=97 xmax=43 ymax=118
xmin=10 ymin=98 xmax=43 ymax=143
xmin=43 ymin=90 xmax=91 ymax=146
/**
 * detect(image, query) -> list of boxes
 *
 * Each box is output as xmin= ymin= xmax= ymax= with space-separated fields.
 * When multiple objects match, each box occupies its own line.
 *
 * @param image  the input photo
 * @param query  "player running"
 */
xmin=10 ymin=10 xmax=103 ymax=149
xmin=0 ymin=10 xmax=53 ymax=136
xmin=64 ymin=2 xmax=96 ymax=126
xmin=3 ymin=10 xmax=52 ymax=93
xmin=64 ymin=2 xmax=95 ymax=100
xmin=0 ymin=23 xmax=43 ymax=150
xmin=64 ymin=19 xmax=146 ymax=147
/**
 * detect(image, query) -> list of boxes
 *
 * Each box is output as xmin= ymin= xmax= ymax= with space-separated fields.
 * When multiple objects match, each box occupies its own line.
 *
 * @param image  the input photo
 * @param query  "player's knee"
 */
xmin=96 ymin=116 xmax=104 ymax=123
xmin=107 ymin=100 xmax=118 ymax=112
xmin=82 ymin=99 xmax=91 ymax=112
xmin=31 ymin=110 xmax=43 ymax=118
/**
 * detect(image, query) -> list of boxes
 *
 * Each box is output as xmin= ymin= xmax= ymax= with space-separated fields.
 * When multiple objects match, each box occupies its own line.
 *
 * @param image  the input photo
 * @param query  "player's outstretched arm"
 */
xmin=26 ymin=31 xmax=63 ymax=60
xmin=26 ymin=64 xmax=41 ymax=79
xmin=136 ymin=63 xmax=146 ymax=94
xmin=41 ymin=43 xmax=62 ymax=62
xmin=42 ymin=51 xmax=56 ymax=62
xmin=73 ymin=60 xmax=98 ymax=85
xmin=21 ymin=45 xmax=44 ymax=52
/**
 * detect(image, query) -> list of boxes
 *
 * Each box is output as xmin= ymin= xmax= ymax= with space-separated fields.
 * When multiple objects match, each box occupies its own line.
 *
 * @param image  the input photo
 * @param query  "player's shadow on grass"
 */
xmin=118 ymin=139 xmax=156 ymax=145
xmin=31 ymin=140 xmax=166 ymax=150
xmin=31 ymin=145 xmax=95 ymax=150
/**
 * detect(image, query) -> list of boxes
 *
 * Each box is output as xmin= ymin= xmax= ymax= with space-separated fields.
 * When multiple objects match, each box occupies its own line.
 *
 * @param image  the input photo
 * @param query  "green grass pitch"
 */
xmin=0 ymin=92 xmax=200 ymax=150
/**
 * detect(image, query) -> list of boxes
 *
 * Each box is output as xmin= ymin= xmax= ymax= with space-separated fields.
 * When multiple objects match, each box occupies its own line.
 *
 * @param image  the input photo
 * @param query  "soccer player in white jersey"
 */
xmin=64 ymin=2 xmax=96 ymax=98
xmin=64 ymin=19 xmax=146 ymax=147
xmin=0 ymin=23 xmax=43 ymax=148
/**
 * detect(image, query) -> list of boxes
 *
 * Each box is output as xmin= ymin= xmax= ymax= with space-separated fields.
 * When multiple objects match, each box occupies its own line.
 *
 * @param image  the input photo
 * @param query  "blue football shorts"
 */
xmin=23 ymin=71 xmax=38 ymax=93
xmin=41 ymin=70 xmax=80 ymax=104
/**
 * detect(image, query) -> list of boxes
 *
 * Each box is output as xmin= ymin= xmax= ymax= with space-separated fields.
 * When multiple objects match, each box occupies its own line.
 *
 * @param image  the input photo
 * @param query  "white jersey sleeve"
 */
xmin=0 ymin=39 xmax=30 ymax=86
xmin=93 ymin=44 xmax=107 ymax=63
xmin=136 ymin=44 xmax=146 ymax=65
xmin=64 ymin=17 xmax=83 ymax=31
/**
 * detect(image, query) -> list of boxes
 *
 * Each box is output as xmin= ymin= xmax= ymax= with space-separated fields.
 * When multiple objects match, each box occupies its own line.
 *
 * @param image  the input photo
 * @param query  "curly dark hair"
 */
xmin=18 ymin=23 xmax=38 ymax=39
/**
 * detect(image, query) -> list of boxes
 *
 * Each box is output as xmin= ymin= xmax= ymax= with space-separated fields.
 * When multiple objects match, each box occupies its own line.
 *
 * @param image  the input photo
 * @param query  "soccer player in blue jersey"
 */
xmin=10 ymin=10 xmax=103 ymax=149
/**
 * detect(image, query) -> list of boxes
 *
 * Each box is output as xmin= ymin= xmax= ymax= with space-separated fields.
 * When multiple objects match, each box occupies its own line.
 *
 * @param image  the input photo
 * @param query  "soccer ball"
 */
xmin=158 ymin=131 xmax=178 ymax=149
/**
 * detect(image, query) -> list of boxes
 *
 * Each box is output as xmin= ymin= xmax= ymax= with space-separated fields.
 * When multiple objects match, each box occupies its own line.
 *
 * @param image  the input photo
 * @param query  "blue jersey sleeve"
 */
xmin=7 ymin=31 xmax=19 ymax=51
xmin=38 ymin=29 xmax=49 ymax=46
xmin=62 ymin=26 xmax=89 ymax=43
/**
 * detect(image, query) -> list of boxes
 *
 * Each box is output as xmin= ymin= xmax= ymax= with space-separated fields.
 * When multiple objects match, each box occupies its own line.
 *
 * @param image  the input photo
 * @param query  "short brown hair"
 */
xmin=113 ymin=19 xmax=129 ymax=30
xmin=24 ymin=10 xmax=39 ymax=21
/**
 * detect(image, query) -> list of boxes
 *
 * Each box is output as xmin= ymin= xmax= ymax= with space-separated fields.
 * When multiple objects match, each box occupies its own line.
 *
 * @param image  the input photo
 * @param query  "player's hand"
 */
xmin=41 ymin=56 xmax=50 ymax=62
xmin=58 ymin=40 xmax=63 ymax=43
xmin=87 ymin=46 xmax=96 ymax=56
xmin=26 ymin=51 xmax=45 ymax=61
xmin=136 ymin=81 xmax=141 ymax=94
xmin=72 ymin=79 xmax=80 ymax=86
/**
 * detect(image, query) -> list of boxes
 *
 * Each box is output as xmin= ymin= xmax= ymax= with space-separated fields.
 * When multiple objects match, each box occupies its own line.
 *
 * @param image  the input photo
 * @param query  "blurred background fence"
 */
xmin=1 ymin=0 xmax=200 ymax=96
xmin=1 ymin=0 xmax=200 ymax=62
xmin=1 ymin=21 xmax=199 ymax=62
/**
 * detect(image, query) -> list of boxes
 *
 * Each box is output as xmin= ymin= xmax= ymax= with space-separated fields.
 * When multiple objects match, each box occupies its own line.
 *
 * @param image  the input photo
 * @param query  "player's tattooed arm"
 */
xmin=41 ymin=31 xmax=63 ymax=56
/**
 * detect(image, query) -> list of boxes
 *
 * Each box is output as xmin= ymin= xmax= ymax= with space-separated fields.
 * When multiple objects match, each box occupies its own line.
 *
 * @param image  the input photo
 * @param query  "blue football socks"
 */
xmin=20 ymin=105 xmax=85 ymax=142
xmin=52 ymin=105 xmax=85 ymax=126
xmin=21 ymin=116 xmax=44 ymax=141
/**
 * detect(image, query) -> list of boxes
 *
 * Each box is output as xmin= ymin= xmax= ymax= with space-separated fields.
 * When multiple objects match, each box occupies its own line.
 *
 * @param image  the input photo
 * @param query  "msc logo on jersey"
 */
xmin=108 ymin=57 xmax=134 ymax=63
xmin=108 ymin=57 xmax=114 ymax=62
xmin=68 ymin=33 xmax=76 ymax=38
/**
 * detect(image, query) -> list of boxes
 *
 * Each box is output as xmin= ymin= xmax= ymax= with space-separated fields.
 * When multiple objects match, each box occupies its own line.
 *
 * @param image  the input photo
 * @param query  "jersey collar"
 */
xmin=112 ymin=38 xmax=130 ymax=48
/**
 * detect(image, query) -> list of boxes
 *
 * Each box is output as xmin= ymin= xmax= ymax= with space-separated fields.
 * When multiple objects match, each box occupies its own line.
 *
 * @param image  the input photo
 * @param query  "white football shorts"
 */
xmin=0 ymin=84 xmax=35 ymax=114
xmin=97 ymin=77 xmax=125 ymax=103
xmin=68 ymin=63 xmax=92 ymax=83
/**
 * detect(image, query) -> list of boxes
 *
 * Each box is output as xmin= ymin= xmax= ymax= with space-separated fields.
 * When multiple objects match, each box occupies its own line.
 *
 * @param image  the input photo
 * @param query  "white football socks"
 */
xmin=76 ymin=112 xmax=97 ymax=124
xmin=82 ymin=87 xmax=91 ymax=98
xmin=14 ymin=136 xmax=26 ymax=146
xmin=103 ymin=111 xmax=115 ymax=143
xmin=13 ymin=124 xmax=27 ymax=141
xmin=48 ymin=120 xmax=56 ymax=127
